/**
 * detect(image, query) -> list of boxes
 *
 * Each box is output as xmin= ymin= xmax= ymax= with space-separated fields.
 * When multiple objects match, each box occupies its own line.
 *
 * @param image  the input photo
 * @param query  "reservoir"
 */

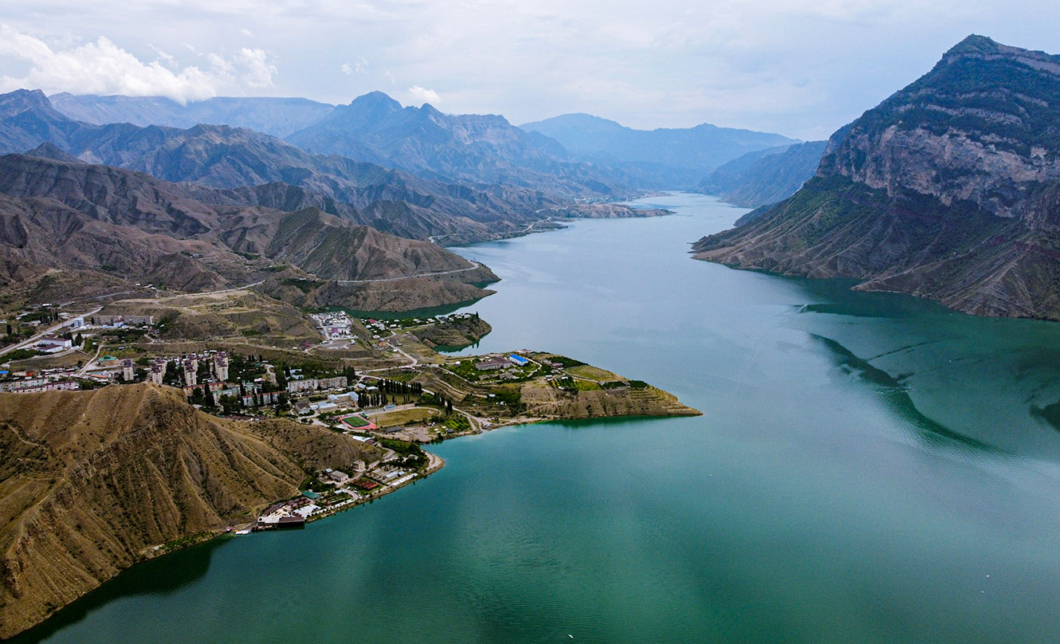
xmin=16 ymin=193 xmax=1060 ymax=643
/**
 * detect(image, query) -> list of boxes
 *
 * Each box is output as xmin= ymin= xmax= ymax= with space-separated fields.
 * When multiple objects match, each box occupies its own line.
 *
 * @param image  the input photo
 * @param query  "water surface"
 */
xmin=16 ymin=193 xmax=1060 ymax=644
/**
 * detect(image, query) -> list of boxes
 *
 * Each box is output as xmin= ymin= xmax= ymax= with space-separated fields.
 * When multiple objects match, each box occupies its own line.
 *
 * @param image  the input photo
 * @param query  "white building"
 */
xmin=183 ymin=359 xmax=197 ymax=387
xmin=328 ymin=391 xmax=359 ymax=406
xmin=36 ymin=336 xmax=72 ymax=353
xmin=214 ymin=352 xmax=229 ymax=382
xmin=286 ymin=378 xmax=317 ymax=393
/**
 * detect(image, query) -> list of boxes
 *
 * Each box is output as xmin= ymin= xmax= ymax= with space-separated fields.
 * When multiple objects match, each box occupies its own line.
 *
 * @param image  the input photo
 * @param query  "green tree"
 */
xmin=219 ymin=394 xmax=239 ymax=415
xmin=276 ymin=392 xmax=290 ymax=412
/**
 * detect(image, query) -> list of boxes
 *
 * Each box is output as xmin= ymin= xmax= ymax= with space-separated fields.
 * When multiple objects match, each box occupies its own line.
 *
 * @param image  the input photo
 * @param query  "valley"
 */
xmin=3 ymin=21 xmax=1060 ymax=644
xmin=13 ymin=194 xmax=1060 ymax=644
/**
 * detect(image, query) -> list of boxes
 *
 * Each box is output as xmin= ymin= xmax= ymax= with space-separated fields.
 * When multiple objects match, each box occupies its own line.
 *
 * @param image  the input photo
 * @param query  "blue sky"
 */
xmin=1 ymin=0 xmax=1058 ymax=139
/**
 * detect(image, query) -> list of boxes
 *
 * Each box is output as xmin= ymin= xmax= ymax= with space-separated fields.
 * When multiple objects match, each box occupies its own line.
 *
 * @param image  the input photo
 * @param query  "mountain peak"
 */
xmin=0 ymin=89 xmax=52 ymax=119
xmin=418 ymin=103 xmax=444 ymax=117
xmin=521 ymin=113 xmax=626 ymax=133
xmin=938 ymin=35 xmax=1060 ymax=73
xmin=693 ymin=36 xmax=1060 ymax=322
xmin=349 ymin=91 xmax=402 ymax=112
xmin=944 ymin=34 xmax=1000 ymax=57
xmin=24 ymin=142 xmax=81 ymax=163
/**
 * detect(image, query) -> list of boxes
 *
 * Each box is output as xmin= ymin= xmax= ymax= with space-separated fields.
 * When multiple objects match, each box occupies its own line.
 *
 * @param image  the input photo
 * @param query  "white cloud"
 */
xmin=0 ymin=0 xmax=1058 ymax=136
xmin=240 ymin=27 xmax=253 ymax=37
xmin=0 ymin=25 xmax=276 ymax=103
xmin=341 ymin=57 xmax=368 ymax=76
xmin=235 ymin=48 xmax=276 ymax=87
xmin=406 ymin=85 xmax=440 ymax=105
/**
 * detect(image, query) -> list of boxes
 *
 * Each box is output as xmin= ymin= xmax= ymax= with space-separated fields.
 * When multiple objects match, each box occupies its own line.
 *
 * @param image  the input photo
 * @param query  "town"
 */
xmin=0 ymin=302 xmax=696 ymax=533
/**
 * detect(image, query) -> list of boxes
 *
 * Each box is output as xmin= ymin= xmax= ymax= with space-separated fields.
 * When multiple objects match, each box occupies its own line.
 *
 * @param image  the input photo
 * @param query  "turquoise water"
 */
xmin=15 ymin=193 xmax=1060 ymax=643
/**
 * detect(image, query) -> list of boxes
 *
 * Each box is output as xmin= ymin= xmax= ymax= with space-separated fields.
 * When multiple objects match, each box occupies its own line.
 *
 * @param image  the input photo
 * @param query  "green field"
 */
xmin=341 ymin=414 xmax=371 ymax=428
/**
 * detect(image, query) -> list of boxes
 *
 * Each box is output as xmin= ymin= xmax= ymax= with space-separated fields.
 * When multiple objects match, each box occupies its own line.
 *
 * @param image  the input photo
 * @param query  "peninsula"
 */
xmin=0 ymin=301 xmax=698 ymax=639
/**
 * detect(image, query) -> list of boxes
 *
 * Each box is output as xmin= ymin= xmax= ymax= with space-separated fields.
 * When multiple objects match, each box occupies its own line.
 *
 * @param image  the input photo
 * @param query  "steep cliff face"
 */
xmin=818 ymin=36 xmax=1060 ymax=218
xmin=0 ymin=384 xmax=380 ymax=639
xmin=693 ymin=36 xmax=1060 ymax=320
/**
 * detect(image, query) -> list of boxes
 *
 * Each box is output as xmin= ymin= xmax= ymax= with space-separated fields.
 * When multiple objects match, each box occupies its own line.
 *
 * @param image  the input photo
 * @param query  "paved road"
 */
xmin=389 ymin=340 xmax=419 ymax=368
xmin=77 ymin=344 xmax=103 ymax=376
xmin=335 ymin=261 xmax=482 ymax=285
xmin=0 ymin=305 xmax=103 ymax=359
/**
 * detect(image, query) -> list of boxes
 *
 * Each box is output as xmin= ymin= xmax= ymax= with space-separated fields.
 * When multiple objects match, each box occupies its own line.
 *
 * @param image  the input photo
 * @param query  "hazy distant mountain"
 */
xmin=285 ymin=92 xmax=632 ymax=196
xmin=694 ymin=35 xmax=1060 ymax=321
xmin=698 ymin=141 xmax=827 ymax=208
xmin=43 ymin=90 xmax=721 ymax=193
xmin=50 ymin=93 xmax=335 ymax=138
xmin=520 ymin=113 xmax=798 ymax=187
xmin=65 ymin=122 xmax=641 ymax=244
xmin=0 ymin=89 xmax=84 ymax=152
xmin=0 ymin=91 xmax=662 ymax=244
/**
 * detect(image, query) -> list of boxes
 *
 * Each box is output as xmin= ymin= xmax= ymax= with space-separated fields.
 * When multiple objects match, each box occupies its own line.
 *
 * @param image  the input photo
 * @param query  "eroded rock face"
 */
xmin=826 ymin=125 xmax=1060 ymax=216
xmin=694 ymin=35 xmax=1060 ymax=321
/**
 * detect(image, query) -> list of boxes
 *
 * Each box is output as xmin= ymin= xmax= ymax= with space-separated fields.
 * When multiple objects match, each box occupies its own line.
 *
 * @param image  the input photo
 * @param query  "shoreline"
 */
xmin=35 ymin=401 xmax=697 ymax=638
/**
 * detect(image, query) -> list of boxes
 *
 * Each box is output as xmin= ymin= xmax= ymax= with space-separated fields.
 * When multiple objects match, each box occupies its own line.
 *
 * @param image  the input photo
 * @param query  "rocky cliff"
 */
xmin=693 ymin=36 xmax=1060 ymax=320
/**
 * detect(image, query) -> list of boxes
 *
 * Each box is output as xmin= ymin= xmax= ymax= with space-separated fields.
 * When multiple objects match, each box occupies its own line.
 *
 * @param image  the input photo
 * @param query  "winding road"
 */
xmin=335 ymin=261 xmax=482 ymax=285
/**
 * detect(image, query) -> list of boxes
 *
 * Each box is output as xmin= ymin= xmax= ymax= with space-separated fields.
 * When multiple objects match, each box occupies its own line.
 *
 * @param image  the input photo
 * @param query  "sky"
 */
xmin=1 ymin=0 xmax=1059 ymax=140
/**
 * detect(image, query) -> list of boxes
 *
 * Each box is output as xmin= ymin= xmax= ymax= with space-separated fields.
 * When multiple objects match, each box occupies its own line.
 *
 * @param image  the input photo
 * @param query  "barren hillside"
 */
xmin=0 ymin=384 xmax=380 ymax=638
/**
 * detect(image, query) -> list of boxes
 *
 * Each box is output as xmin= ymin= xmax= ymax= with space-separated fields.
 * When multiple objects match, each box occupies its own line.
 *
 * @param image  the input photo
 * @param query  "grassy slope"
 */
xmin=0 ymin=384 xmax=379 ymax=638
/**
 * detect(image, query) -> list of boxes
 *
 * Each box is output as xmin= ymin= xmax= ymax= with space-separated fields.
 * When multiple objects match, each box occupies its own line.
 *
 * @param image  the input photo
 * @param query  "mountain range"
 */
xmin=50 ymin=93 xmax=335 ymax=138
xmin=0 ymin=90 xmax=663 ymax=245
xmin=698 ymin=141 xmax=828 ymax=208
xmin=0 ymin=152 xmax=497 ymax=310
xmin=694 ymin=35 xmax=1060 ymax=321
xmin=47 ymin=90 xmax=635 ymax=197
xmin=283 ymin=92 xmax=635 ymax=197
xmin=521 ymin=113 xmax=798 ymax=188
xmin=45 ymin=91 xmax=799 ymax=193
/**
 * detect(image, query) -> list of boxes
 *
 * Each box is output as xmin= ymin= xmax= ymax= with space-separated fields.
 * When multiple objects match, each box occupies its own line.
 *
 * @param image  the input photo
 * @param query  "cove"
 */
xmin=14 ymin=193 xmax=1060 ymax=644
